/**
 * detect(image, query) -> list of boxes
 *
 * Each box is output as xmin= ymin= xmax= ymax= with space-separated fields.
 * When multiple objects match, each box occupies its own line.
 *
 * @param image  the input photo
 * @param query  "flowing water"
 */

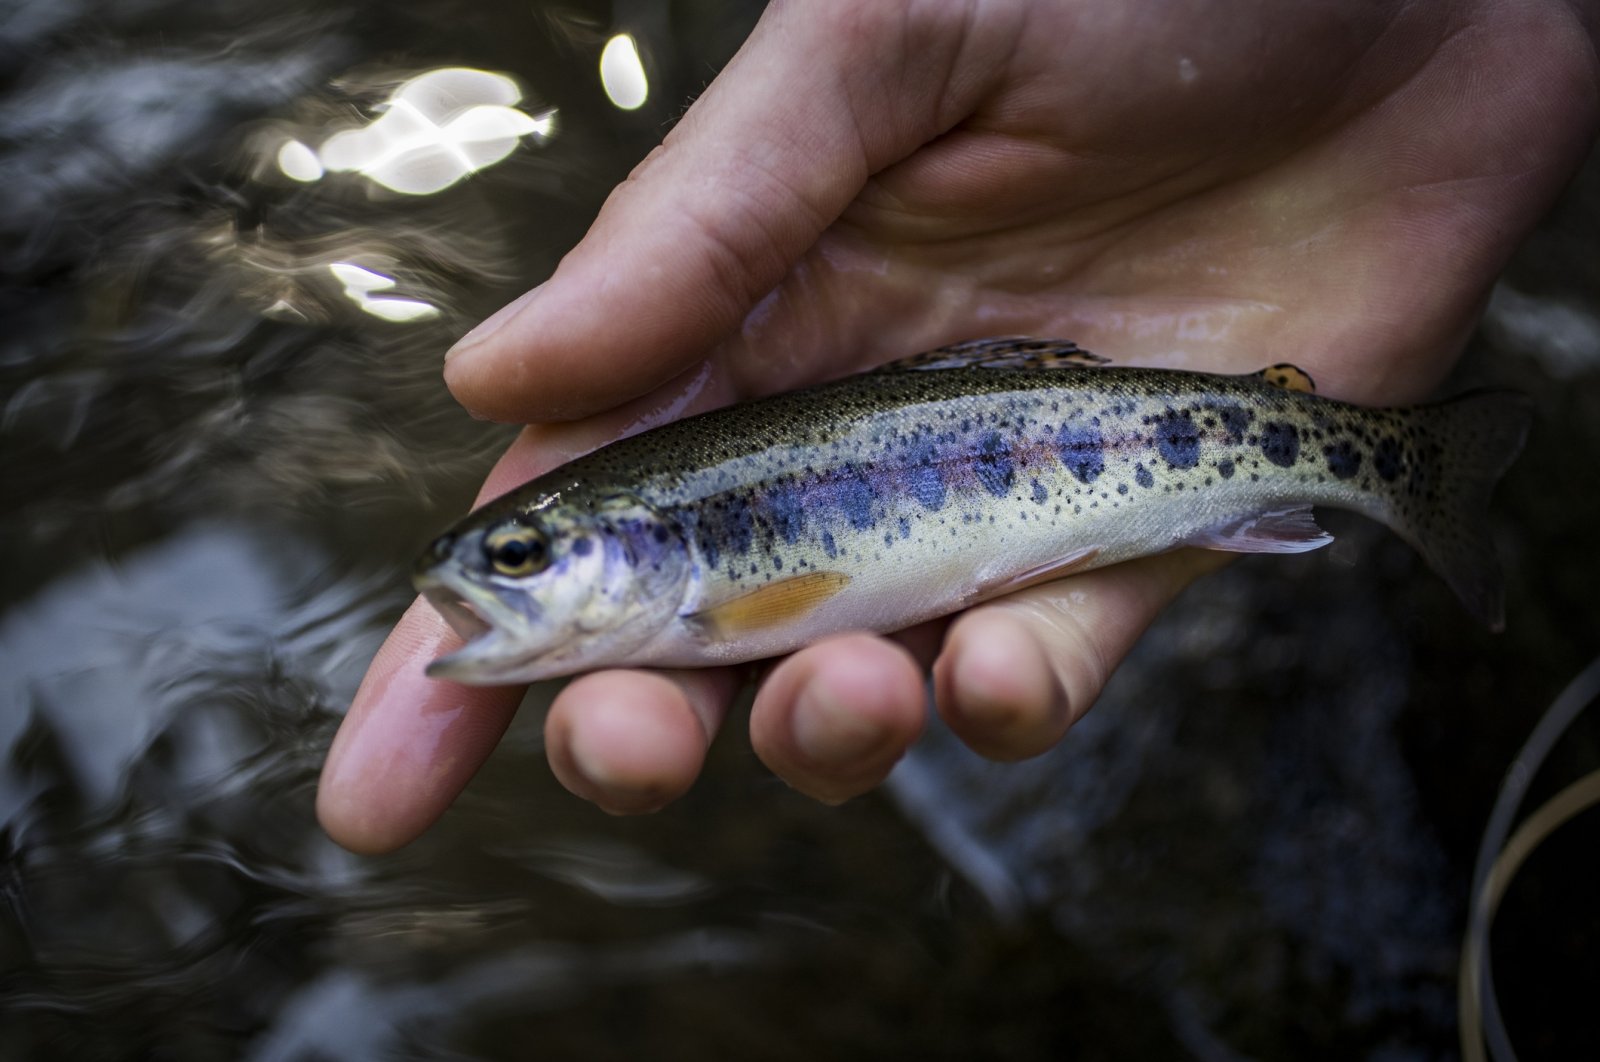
xmin=2 ymin=2 xmax=1598 ymax=1058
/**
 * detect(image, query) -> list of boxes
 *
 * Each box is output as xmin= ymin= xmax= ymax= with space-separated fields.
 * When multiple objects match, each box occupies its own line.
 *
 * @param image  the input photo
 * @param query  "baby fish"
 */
xmin=415 ymin=337 xmax=1531 ymax=684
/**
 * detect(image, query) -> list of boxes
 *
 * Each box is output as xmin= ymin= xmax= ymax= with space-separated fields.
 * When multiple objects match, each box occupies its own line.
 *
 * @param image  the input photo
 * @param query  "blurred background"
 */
xmin=1 ymin=1 xmax=1596 ymax=1058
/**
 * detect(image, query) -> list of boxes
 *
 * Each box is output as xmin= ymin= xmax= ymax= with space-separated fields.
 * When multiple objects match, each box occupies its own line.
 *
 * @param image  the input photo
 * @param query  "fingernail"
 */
xmin=445 ymin=284 xmax=544 ymax=364
xmin=791 ymin=684 xmax=886 ymax=764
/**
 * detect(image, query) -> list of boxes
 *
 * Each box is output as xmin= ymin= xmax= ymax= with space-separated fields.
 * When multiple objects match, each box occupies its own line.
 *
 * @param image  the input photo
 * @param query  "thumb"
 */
xmin=443 ymin=1 xmax=1008 ymax=422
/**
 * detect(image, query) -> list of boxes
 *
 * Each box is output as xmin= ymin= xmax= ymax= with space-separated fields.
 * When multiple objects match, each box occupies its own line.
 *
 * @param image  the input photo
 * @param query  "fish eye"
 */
xmin=483 ymin=523 xmax=550 ymax=578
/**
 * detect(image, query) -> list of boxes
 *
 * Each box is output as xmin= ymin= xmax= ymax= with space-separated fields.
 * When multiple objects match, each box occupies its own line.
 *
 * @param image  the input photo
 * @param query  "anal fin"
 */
xmin=1185 ymin=506 xmax=1332 ymax=554
xmin=970 ymin=546 xmax=1103 ymax=603
xmin=686 ymin=571 xmax=851 ymax=640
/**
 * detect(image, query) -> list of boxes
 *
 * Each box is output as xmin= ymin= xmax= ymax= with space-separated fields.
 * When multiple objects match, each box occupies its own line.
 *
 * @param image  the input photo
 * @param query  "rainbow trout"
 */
xmin=415 ymin=338 xmax=1530 ymax=684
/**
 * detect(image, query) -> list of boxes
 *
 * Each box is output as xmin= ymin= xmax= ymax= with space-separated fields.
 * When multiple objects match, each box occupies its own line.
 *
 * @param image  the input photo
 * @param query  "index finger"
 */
xmin=316 ymin=598 xmax=525 ymax=853
xmin=318 ymin=366 xmax=744 ymax=850
xmin=316 ymin=431 xmax=556 ymax=853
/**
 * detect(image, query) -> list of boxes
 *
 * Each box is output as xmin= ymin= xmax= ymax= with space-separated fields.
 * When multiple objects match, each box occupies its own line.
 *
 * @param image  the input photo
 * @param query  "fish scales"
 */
xmin=417 ymin=341 xmax=1530 ymax=684
xmin=527 ymin=371 xmax=1439 ymax=653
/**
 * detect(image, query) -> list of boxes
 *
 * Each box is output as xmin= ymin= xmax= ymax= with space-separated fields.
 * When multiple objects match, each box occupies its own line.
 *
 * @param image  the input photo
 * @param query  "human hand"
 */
xmin=319 ymin=0 xmax=1599 ymax=850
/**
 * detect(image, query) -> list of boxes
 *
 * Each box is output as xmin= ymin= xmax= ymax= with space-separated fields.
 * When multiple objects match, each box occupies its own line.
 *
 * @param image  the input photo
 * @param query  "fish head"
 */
xmin=414 ymin=492 xmax=691 ymax=684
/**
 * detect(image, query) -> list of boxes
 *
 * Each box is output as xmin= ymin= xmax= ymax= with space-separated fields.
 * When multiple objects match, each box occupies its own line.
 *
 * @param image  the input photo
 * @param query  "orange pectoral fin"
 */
xmin=686 ymin=571 xmax=852 ymax=641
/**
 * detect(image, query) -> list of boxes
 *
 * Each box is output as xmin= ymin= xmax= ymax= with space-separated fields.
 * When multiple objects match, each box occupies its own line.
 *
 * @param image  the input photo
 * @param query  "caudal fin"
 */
xmin=1388 ymin=390 xmax=1533 ymax=631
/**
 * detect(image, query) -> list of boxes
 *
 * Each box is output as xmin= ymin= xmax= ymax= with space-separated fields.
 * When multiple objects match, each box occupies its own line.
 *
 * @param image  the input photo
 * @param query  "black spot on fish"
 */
xmin=839 ymin=470 xmax=876 ymax=530
xmin=975 ymin=431 xmax=1014 ymax=497
xmin=898 ymin=517 xmax=911 ymax=539
xmin=725 ymin=499 xmax=755 ymax=554
xmin=1213 ymin=404 xmax=1251 ymax=443
xmin=1260 ymin=422 xmax=1300 ymax=467
xmin=1217 ymin=458 xmax=1235 ymax=479
xmin=700 ymin=535 xmax=720 ymax=570
xmin=1117 ymin=482 xmax=1129 ymax=495
xmin=1055 ymin=422 xmax=1105 ymax=484
xmin=1031 ymin=479 xmax=1048 ymax=504
xmin=773 ymin=554 xmax=783 ymax=570
xmin=652 ymin=525 xmax=669 ymax=544
xmin=767 ymin=482 xmax=805 ymax=543
xmin=908 ymin=441 xmax=946 ymax=510
xmin=1135 ymin=463 xmax=1154 ymax=489
xmin=1324 ymin=440 xmax=1361 ymax=480
xmin=821 ymin=531 xmax=837 ymax=559
xmin=1374 ymin=436 xmax=1403 ymax=482
xmin=570 ymin=536 xmax=592 ymax=556
xmin=1154 ymin=409 xmax=1201 ymax=469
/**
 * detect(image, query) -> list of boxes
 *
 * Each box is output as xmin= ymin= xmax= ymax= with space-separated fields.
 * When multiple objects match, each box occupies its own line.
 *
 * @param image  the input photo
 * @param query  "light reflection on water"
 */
xmin=2 ymin=0 xmax=1598 ymax=1059
xmin=599 ymin=35 xmax=650 ymax=112
xmin=303 ymin=66 xmax=556 ymax=197
xmin=326 ymin=261 xmax=441 ymax=322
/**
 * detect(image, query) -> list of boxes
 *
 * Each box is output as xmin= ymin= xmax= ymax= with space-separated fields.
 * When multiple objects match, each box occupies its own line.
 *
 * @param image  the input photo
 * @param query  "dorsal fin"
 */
xmin=1253 ymin=363 xmax=1317 ymax=394
xmin=876 ymin=336 xmax=1110 ymax=373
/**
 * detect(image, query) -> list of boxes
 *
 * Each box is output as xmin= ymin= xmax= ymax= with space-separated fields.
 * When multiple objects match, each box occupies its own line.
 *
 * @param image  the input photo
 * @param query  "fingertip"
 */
xmin=316 ymin=776 xmax=402 ymax=856
xmin=317 ymin=597 xmax=524 ymax=853
xmin=931 ymin=550 xmax=1228 ymax=765
xmin=444 ymin=285 xmax=543 ymax=366
xmin=753 ymin=635 xmax=926 ymax=804
xmin=789 ymin=671 xmax=913 ymax=768
xmin=545 ymin=670 xmax=724 ymax=815
xmin=933 ymin=610 xmax=1071 ymax=761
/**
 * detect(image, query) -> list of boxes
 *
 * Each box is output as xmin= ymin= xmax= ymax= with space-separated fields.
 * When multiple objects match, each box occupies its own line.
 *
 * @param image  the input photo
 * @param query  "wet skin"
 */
xmin=317 ymin=0 xmax=1600 ymax=850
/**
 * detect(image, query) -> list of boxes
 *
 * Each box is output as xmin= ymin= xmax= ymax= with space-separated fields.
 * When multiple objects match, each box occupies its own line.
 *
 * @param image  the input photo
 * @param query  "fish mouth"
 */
xmin=419 ymin=583 xmax=494 ymax=645
xmin=415 ymin=575 xmax=559 ymax=684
